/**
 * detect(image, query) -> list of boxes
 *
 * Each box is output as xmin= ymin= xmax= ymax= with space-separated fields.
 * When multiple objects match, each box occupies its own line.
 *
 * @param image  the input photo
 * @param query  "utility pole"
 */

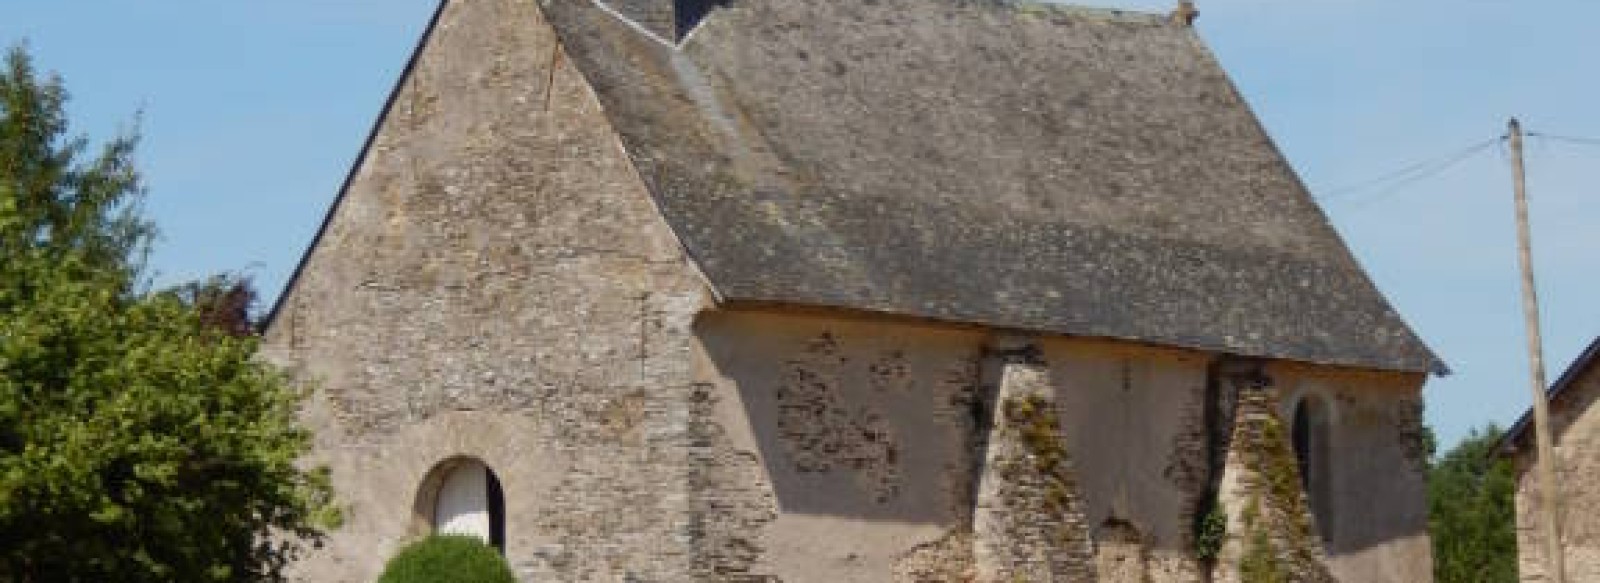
xmin=1509 ymin=117 xmax=1566 ymax=583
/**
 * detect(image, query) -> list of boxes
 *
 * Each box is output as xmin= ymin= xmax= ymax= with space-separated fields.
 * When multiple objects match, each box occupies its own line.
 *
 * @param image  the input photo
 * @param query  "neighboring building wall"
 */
xmin=259 ymin=0 xmax=709 ymax=580
xmin=1515 ymin=364 xmax=1600 ymax=582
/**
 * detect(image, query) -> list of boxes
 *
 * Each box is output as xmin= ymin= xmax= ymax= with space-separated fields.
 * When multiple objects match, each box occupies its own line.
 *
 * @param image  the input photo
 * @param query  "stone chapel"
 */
xmin=261 ymin=0 xmax=1445 ymax=581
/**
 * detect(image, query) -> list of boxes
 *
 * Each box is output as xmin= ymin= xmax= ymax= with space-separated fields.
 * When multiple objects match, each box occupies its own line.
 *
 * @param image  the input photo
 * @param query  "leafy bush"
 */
xmin=1430 ymin=425 xmax=1516 ymax=583
xmin=0 ymin=45 xmax=335 ymax=582
xmin=378 ymin=535 xmax=515 ymax=583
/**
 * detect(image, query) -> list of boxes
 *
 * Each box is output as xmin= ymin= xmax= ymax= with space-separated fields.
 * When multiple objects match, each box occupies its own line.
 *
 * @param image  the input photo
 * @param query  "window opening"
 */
xmin=1292 ymin=401 xmax=1312 ymax=492
xmin=1290 ymin=396 xmax=1333 ymax=543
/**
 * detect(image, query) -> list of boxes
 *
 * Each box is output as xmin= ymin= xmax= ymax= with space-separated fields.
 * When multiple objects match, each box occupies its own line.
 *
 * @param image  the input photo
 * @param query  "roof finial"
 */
xmin=1171 ymin=1 xmax=1198 ymax=26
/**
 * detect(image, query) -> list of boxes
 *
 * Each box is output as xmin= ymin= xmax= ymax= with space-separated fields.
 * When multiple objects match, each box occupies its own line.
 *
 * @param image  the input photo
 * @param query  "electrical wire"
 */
xmin=1317 ymin=136 xmax=1505 ymax=215
xmin=1310 ymin=127 xmax=1599 ymax=214
xmin=1344 ymin=140 xmax=1501 ymax=210
xmin=1528 ymin=132 xmax=1600 ymax=149
xmin=1316 ymin=135 xmax=1505 ymax=202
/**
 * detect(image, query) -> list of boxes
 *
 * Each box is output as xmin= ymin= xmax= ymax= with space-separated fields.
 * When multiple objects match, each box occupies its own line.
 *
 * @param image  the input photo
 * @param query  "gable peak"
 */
xmin=598 ymin=0 xmax=731 ymax=43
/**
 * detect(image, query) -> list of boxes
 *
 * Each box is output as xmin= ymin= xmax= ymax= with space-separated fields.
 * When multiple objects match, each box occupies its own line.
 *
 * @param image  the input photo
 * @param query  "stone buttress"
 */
xmin=974 ymin=336 xmax=1096 ymax=582
xmin=1213 ymin=362 xmax=1336 ymax=583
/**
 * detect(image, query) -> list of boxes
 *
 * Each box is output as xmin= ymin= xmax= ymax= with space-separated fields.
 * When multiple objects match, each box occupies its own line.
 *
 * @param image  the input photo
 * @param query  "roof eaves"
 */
xmin=1172 ymin=13 xmax=1447 ymax=376
xmin=1496 ymin=335 xmax=1600 ymax=456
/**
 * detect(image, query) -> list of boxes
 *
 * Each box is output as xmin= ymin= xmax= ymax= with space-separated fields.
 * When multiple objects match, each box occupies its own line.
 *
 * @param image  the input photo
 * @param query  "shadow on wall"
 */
xmin=1281 ymin=380 xmax=1431 ymax=558
xmin=695 ymin=312 xmax=985 ymax=525
xmin=694 ymin=311 xmax=1430 ymax=563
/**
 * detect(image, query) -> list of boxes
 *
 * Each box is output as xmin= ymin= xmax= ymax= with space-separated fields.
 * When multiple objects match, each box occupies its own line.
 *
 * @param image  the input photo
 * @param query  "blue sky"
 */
xmin=5 ymin=0 xmax=1597 ymax=449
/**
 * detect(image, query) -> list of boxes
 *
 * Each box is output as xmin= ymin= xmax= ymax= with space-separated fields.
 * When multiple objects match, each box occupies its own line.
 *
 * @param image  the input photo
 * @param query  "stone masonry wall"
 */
xmin=973 ymin=338 xmax=1096 ymax=582
xmin=1213 ymin=368 xmax=1336 ymax=583
xmin=692 ymin=310 xmax=985 ymax=582
xmin=1202 ymin=363 xmax=1430 ymax=583
xmin=260 ymin=0 xmax=709 ymax=580
xmin=686 ymin=309 xmax=1431 ymax=583
xmin=1271 ymin=365 xmax=1433 ymax=583
xmin=1042 ymin=339 xmax=1213 ymax=583
xmin=1515 ymin=363 xmax=1600 ymax=582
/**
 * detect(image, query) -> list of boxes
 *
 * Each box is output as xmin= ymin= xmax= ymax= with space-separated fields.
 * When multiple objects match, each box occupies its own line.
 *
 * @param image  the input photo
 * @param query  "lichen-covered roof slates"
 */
xmin=546 ymin=0 xmax=1443 ymax=374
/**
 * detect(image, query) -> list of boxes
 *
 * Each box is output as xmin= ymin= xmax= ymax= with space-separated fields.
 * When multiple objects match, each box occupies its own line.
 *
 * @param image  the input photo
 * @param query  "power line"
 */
xmin=1528 ymin=131 xmax=1600 ymax=149
xmin=1342 ymin=139 xmax=1500 ymax=210
xmin=1306 ymin=127 xmax=1593 ymax=212
xmin=1317 ymin=135 xmax=1505 ymax=202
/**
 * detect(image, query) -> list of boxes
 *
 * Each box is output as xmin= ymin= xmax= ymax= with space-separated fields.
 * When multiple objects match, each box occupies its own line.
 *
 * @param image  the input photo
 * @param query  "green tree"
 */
xmin=378 ymin=535 xmax=517 ymax=583
xmin=1430 ymin=424 xmax=1518 ymax=583
xmin=0 ymin=45 xmax=336 ymax=582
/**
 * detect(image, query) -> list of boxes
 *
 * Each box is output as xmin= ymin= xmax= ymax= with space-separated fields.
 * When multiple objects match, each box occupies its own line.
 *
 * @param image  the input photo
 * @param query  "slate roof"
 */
xmin=546 ymin=0 xmax=1442 ymax=374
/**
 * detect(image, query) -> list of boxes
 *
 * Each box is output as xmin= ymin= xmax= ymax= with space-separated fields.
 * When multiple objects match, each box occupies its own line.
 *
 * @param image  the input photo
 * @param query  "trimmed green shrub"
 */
xmin=377 ymin=535 xmax=515 ymax=583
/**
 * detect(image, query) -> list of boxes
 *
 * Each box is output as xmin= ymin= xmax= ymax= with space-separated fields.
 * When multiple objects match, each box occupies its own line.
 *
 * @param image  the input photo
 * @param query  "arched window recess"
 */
xmin=1289 ymin=394 xmax=1333 ymax=544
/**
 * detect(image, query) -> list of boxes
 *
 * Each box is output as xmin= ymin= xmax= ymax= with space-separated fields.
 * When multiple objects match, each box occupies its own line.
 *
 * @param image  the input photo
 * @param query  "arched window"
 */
xmin=1290 ymin=396 xmax=1333 ymax=543
xmin=415 ymin=458 xmax=505 ymax=551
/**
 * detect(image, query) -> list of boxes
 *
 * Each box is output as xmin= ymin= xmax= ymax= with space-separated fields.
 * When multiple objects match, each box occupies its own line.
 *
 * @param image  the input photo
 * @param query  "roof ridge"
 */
xmin=589 ymin=0 xmax=677 ymax=48
xmin=1005 ymin=0 xmax=1170 ymax=24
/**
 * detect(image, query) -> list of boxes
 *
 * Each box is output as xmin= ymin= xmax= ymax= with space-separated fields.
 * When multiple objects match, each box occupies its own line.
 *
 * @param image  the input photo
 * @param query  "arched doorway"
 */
xmin=415 ymin=457 xmax=505 ymax=551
